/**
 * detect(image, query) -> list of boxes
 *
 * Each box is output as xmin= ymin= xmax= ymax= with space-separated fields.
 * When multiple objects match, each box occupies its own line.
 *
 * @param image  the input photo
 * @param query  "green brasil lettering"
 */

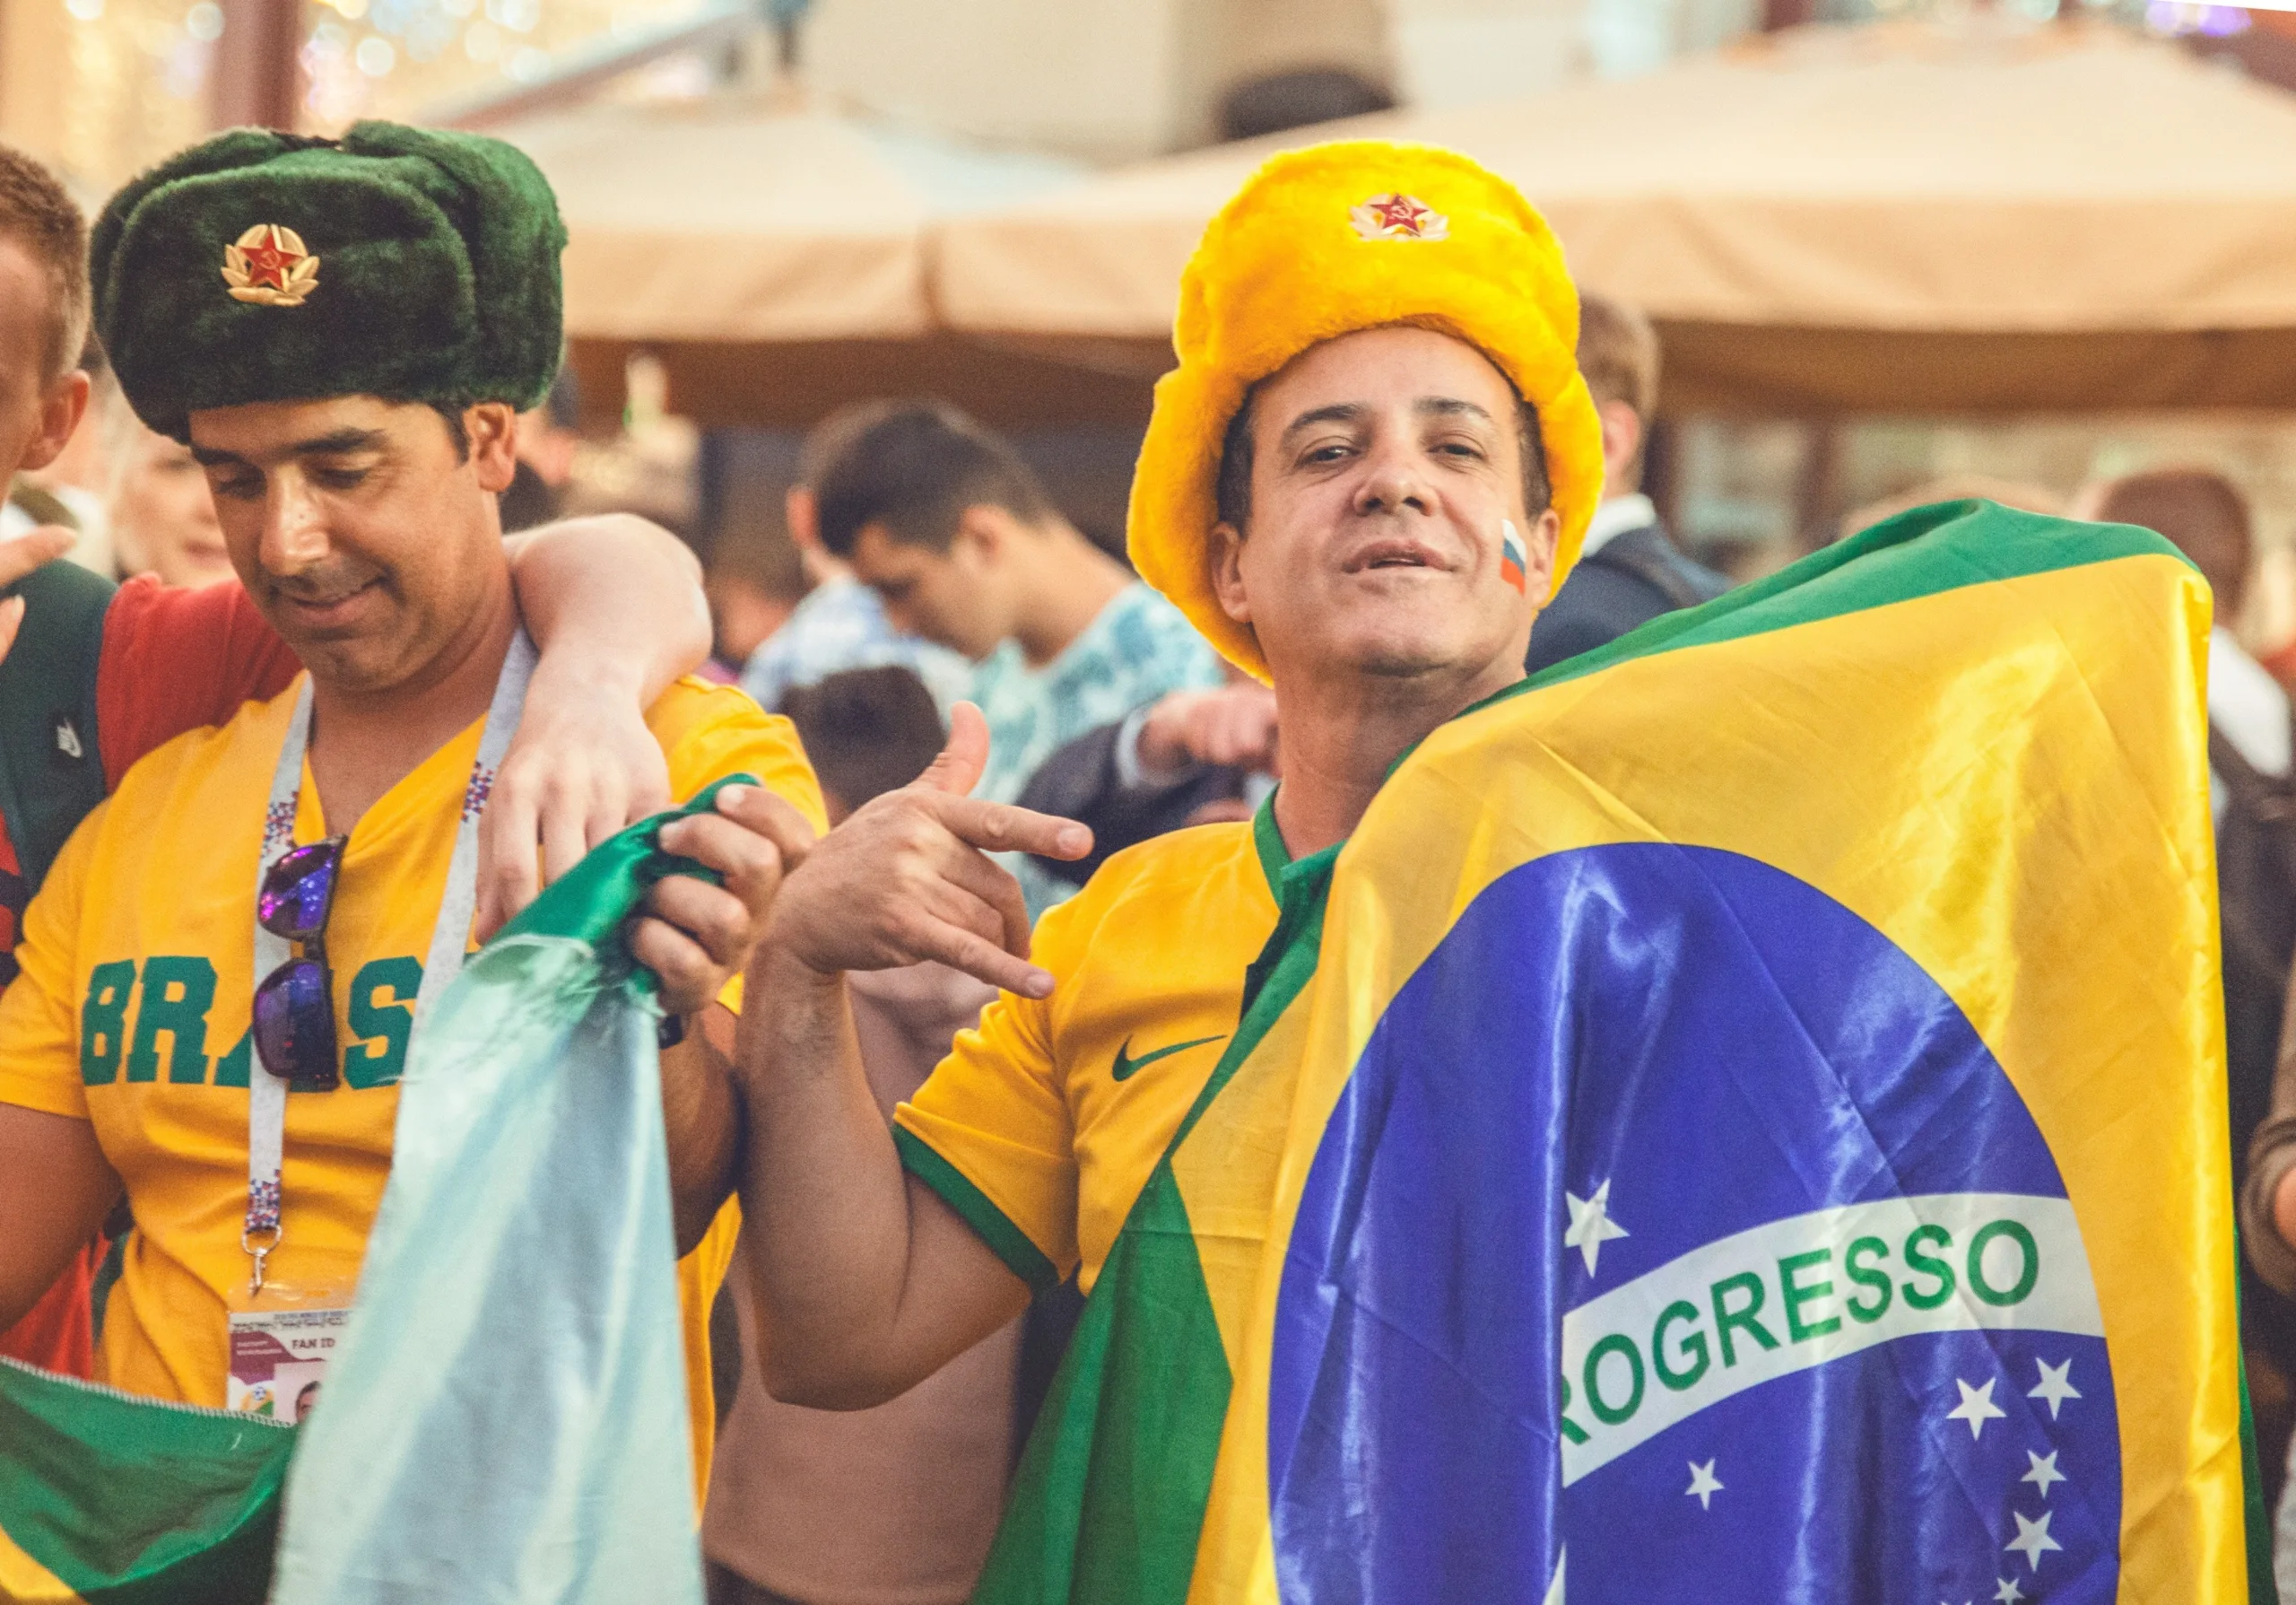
xmin=79 ymin=960 xmax=135 ymax=1086
xmin=76 ymin=955 xmax=422 ymax=1089
xmin=1559 ymin=1216 xmax=2043 ymax=1442
xmin=345 ymin=957 xmax=422 ymax=1089
xmin=127 ymin=955 xmax=216 ymax=1085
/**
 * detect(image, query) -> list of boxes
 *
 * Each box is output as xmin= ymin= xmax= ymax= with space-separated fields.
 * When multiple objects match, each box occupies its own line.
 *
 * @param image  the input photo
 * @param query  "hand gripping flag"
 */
xmin=975 ymin=502 xmax=2273 ymax=1604
xmin=0 ymin=781 xmax=749 ymax=1604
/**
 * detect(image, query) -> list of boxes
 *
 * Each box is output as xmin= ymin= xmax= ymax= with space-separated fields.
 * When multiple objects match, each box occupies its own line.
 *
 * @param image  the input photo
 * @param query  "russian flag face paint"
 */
xmin=1500 ymin=519 xmax=1529 ymax=595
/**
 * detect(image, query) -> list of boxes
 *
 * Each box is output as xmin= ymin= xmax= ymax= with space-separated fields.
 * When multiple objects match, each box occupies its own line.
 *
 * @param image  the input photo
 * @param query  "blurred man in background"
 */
xmin=101 ymin=382 xmax=235 ymax=588
xmin=705 ymin=666 xmax=1014 ymax=1605
xmin=813 ymin=401 xmax=1222 ymax=912
xmin=703 ymin=528 xmax=802 ymax=684
xmin=1524 ymin=292 xmax=1725 ymax=675
xmin=740 ymin=403 xmax=971 ymax=715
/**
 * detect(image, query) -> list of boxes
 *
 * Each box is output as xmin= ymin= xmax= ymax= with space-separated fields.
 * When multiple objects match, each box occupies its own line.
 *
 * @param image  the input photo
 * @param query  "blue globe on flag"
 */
xmin=1268 ymin=843 xmax=2119 ymax=1602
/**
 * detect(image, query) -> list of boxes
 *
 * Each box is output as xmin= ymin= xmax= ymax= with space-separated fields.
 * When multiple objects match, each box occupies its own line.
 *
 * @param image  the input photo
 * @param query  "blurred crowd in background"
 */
xmin=15 ymin=0 xmax=2296 ymax=1597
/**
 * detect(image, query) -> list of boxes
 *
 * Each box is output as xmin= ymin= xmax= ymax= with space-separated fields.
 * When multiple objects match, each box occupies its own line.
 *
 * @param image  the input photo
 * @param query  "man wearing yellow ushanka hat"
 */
xmin=729 ymin=135 xmax=1603 ymax=1454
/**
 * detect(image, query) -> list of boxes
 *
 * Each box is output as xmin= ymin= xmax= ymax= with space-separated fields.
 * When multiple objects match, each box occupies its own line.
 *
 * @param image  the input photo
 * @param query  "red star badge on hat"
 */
xmin=222 ymin=223 xmax=321 ymax=307
xmin=1351 ymin=192 xmax=1449 ymax=242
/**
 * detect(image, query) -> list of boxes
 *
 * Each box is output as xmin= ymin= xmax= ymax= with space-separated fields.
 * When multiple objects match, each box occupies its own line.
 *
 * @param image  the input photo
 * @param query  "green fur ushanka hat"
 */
xmin=91 ymin=121 xmax=566 ymax=442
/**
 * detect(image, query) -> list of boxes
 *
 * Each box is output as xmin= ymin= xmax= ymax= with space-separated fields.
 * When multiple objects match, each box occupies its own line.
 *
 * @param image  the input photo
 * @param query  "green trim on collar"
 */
xmin=894 ymin=1127 xmax=1062 ymax=1295
xmin=1250 ymin=790 xmax=1289 ymax=896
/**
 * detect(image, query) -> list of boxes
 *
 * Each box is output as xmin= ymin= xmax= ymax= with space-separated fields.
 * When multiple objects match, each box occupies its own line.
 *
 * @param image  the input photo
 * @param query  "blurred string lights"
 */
xmin=32 ymin=0 xmax=2274 ymax=188
xmin=2144 ymin=0 xmax=2252 ymax=34
xmin=301 ymin=0 xmax=605 ymax=126
xmin=1848 ymin=0 xmax=2251 ymax=28
xmin=45 ymin=0 xmax=700 ymax=180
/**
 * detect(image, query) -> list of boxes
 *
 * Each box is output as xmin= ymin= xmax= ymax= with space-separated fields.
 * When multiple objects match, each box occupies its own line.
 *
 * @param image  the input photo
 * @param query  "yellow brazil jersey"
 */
xmin=0 ymin=672 xmax=825 ymax=1487
xmin=893 ymin=802 xmax=1297 ymax=1295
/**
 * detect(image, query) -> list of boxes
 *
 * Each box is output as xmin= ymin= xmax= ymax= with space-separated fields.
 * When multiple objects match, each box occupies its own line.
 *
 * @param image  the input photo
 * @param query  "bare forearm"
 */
xmin=507 ymin=513 xmax=709 ymax=704
xmin=0 ymin=1106 xmax=122 ymax=1330
xmin=734 ymin=951 xmax=1023 ymax=1408
xmin=735 ymin=954 xmax=916 ymax=1397
xmin=660 ymin=1007 xmax=741 ymax=1256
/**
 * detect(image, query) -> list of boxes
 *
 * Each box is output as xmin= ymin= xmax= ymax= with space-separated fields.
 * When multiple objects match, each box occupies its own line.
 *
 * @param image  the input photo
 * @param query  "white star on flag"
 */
xmin=1563 ymin=1180 xmax=1629 ymax=1276
xmin=1993 ymin=1580 xmax=2026 ymax=1603
xmin=2027 ymin=1358 xmax=2080 ymax=1420
xmin=1684 ymin=1459 xmax=1723 ymax=1510
xmin=2005 ymin=1510 xmax=2062 ymax=1572
xmin=2021 ymin=1450 xmax=2066 ymax=1499
xmin=1946 ymin=1377 xmax=2006 ymax=1442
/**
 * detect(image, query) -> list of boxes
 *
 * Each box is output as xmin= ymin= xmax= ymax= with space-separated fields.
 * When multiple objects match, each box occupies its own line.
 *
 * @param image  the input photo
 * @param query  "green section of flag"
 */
xmin=0 ymin=1360 xmax=291 ymax=1605
xmin=1514 ymin=499 xmax=2187 ymax=701
xmin=970 ymin=1162 xmax=1231 ymax=1605
xmin=977 ymin=845 xmax=1336 ymax=1605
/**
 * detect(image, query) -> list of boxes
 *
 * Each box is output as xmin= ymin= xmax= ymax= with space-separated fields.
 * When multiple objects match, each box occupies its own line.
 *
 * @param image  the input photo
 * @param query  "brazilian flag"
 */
xmin=981 ymin=501 xmax=2274 ymax=1603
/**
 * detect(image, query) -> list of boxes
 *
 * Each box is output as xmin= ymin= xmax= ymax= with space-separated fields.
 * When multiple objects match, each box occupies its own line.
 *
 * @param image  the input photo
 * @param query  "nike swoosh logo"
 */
xmin=1111 ymin=1034 xmax=1225 ymax=1082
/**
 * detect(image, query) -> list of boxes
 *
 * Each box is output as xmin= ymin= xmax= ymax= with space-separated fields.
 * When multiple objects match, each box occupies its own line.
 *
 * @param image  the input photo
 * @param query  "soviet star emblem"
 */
xmin=1350 ymin=191 xmax=1448 ymax=241
xmin=222 ymin=223 xmax=320 ymax=308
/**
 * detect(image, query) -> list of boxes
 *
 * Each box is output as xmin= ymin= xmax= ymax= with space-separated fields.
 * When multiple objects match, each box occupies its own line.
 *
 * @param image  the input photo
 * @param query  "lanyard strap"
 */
xmin=243 ymin=631 xmax=535 ymax=1292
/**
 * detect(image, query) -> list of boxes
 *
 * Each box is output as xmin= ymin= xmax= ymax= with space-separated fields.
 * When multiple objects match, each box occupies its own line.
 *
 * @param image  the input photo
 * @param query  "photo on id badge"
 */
xmin=229 ymin=1304 xmax=351 ymax=1423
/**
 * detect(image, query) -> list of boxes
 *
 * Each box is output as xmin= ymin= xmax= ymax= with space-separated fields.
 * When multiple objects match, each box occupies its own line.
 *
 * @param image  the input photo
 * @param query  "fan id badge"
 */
xmin=227 ymin=1305 xmax=351 ymax=1423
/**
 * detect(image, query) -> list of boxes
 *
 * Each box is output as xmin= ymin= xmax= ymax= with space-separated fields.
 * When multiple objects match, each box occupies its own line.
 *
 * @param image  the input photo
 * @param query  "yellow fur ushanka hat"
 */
xmin=1127 ymin=140 xmax=1605 ymax=682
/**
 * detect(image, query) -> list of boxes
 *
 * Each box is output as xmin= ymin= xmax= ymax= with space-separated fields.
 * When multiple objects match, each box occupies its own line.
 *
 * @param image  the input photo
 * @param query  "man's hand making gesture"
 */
xmin=764 ymin=702 xmax=1091 ymax=999
xmin=732 ymin=706 xmax=1092 ymax=1411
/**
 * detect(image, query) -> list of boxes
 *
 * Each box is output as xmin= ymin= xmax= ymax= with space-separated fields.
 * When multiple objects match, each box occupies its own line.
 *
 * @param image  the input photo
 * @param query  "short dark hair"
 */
xmin=428 ymin=398 xmax=472 ymax=462
xmin=2091 ymin=467 xmax=2253 ymax=607
xmin=813 ymin=401 xmax=1054 ymax=559
xmin=0 ymin=143 xmax=90 ymax=382
xmin=1216 ymin=67 xmax=1395 ymax=144
xmin=1213 ymin=369 xmax=1551 ymax=533
xmin=781 ymin=667 xmax=945 ymax=812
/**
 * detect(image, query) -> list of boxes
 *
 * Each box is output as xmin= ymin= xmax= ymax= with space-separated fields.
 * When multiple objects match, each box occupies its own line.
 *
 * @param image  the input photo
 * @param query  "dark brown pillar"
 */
xmin=210 ymin=0 xmax=304 ymax=131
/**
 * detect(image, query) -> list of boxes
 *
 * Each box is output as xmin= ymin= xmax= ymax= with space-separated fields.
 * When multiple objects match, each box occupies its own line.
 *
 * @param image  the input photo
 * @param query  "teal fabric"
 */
xmin=268 ymin=778 xmax=753 ymax=1605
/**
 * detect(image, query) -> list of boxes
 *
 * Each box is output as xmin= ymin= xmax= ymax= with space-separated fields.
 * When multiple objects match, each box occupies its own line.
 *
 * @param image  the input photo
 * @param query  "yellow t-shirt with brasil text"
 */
xmin=892 ymin=803 xmax=1296 ymax=1295
xmin=0 ymin=673 xmax=825 ymax=1487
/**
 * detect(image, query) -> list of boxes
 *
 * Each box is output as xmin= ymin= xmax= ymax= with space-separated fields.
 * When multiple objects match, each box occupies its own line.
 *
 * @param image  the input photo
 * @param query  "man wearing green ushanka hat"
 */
xmin=91 ymin=122 xmax=568 ymax=445
xmin=0 ymin=123 xmax=828 ymax=1488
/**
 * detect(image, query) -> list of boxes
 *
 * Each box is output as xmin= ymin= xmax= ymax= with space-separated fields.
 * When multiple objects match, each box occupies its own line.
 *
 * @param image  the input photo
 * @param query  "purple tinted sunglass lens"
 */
xmin=258 ymin=838 xmax=344 ymax=942
xmin=254 ymin=957 xmax=338 ymax=1090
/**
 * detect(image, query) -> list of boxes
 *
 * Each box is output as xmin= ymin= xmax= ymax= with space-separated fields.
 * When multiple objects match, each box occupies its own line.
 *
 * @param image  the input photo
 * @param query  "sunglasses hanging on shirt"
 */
xmin=254 ymin=836 xmax=348 ymax=1092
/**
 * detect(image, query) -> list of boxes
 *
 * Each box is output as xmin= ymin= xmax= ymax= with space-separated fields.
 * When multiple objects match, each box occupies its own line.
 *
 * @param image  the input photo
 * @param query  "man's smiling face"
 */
xmin=189 ymin=395 xmax=517 ymax=694
xmin=1210 ymin=325 xmax=1561 ymax=690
